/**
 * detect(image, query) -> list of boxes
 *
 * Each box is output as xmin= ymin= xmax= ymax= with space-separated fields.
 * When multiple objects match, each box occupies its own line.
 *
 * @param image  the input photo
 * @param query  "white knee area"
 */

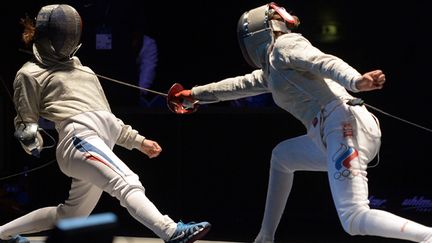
xmin=270 ymin=146 xmax=294 ymax=173
xmin=57 ymin=203 xmax=93 ymax=220
xmin=105 ymin=173 xmax=145 ymax=207
xmin=338 ymin=205 xmax=370 ymax=236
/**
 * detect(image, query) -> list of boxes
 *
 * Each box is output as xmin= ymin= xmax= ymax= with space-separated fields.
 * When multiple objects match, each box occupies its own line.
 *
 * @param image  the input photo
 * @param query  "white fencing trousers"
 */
xmin=0 ymin=111 xmax=176 ymax=241
xmin=255 ymin=100 xmax=432 ymax=243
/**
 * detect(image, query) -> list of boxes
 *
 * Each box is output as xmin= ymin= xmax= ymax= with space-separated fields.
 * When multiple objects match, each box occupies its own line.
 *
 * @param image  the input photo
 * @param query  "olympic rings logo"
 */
xmin=333 ymin=169 xmax=360 ymax=181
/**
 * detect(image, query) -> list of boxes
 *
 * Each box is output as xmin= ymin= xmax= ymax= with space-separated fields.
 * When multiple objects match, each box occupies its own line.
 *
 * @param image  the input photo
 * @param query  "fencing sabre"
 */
xmin=17 ymin=48 xmax=432 ymax=129
xmin=18 ymin=48 xmax=199 ymax=114
xmin=3 ymin=48 xmax=431 ymax=180
xmin=0 ymin=48 xmax=198 ymax=180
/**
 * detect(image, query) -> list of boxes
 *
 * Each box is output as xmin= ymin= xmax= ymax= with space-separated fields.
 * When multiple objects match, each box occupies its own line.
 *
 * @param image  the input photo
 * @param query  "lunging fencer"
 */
xmin=0 ymin=4 xmax=210 ymax=243
xmin=173 ymin=2 xmax=432 ymax=242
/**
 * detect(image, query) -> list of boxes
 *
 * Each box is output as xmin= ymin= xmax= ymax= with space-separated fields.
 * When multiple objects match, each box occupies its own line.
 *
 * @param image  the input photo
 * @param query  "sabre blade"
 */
xmin=18 ymin=48 xmax=168 ymax=97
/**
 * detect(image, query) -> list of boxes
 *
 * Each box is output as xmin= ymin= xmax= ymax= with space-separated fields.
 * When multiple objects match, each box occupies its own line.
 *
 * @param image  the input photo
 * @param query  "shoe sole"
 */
xmin=187 ymin=224 xmax=211 ymax=243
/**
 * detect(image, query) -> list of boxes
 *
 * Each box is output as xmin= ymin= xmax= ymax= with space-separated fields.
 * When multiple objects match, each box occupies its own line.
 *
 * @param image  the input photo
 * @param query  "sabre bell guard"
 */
xmin=167 ymin=83 xmax=199 ymax=114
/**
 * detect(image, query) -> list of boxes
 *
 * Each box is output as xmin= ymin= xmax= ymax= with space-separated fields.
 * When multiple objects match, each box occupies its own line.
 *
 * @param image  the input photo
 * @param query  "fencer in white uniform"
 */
xmin=0 ymin=4 xmax=210 ymax=243
xmin=173 ymin=2 xmax=432 ymax=243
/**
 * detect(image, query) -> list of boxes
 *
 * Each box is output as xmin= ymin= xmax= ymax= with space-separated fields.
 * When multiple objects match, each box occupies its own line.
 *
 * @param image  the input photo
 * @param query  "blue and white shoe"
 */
xmin=0 ymin=235 xmax=29 ymax=243
xmin=166 ymin=221 xmax=211 ymax=243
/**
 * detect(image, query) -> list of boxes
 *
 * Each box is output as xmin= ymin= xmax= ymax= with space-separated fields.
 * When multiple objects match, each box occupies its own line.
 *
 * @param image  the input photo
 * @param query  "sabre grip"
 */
xmin=14 ymin=123 xmax=42 ymax=158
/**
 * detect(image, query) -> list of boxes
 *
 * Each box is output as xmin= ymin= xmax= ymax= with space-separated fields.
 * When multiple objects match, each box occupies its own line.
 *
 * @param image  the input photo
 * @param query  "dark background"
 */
xmin=1 ymin=1 xmax=432 ymax=242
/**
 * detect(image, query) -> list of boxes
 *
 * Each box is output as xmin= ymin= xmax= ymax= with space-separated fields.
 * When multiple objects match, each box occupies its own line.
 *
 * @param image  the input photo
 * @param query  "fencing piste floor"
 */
xmin=26 ymin=236 xmax=244 ymax=243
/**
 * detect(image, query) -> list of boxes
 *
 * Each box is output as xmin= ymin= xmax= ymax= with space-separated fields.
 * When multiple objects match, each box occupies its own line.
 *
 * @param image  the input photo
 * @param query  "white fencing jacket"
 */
xmin=13 ymin=56 xmax=144 ymax=150
xmin=192 ymin=33 xmax=363 ymax=128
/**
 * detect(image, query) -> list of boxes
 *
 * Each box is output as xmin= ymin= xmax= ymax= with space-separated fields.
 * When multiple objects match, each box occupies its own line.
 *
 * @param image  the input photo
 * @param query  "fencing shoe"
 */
xmin=166 ymin=221 xmax=211 ymax=243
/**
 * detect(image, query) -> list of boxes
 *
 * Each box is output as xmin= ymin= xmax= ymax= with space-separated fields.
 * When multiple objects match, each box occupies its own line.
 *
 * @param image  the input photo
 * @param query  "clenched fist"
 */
xmin=355 ymin=70 xmax=386 ymax=92
xmin=140 ymin=139 xmax=162 ymax=158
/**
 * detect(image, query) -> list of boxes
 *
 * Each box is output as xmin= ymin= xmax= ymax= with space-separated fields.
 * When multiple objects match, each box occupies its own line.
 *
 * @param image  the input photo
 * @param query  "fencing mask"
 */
xmin=237 ymin=2 xmax=297 ymax=68
xmin=33 ymin=4 xmax=82 ymax=65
